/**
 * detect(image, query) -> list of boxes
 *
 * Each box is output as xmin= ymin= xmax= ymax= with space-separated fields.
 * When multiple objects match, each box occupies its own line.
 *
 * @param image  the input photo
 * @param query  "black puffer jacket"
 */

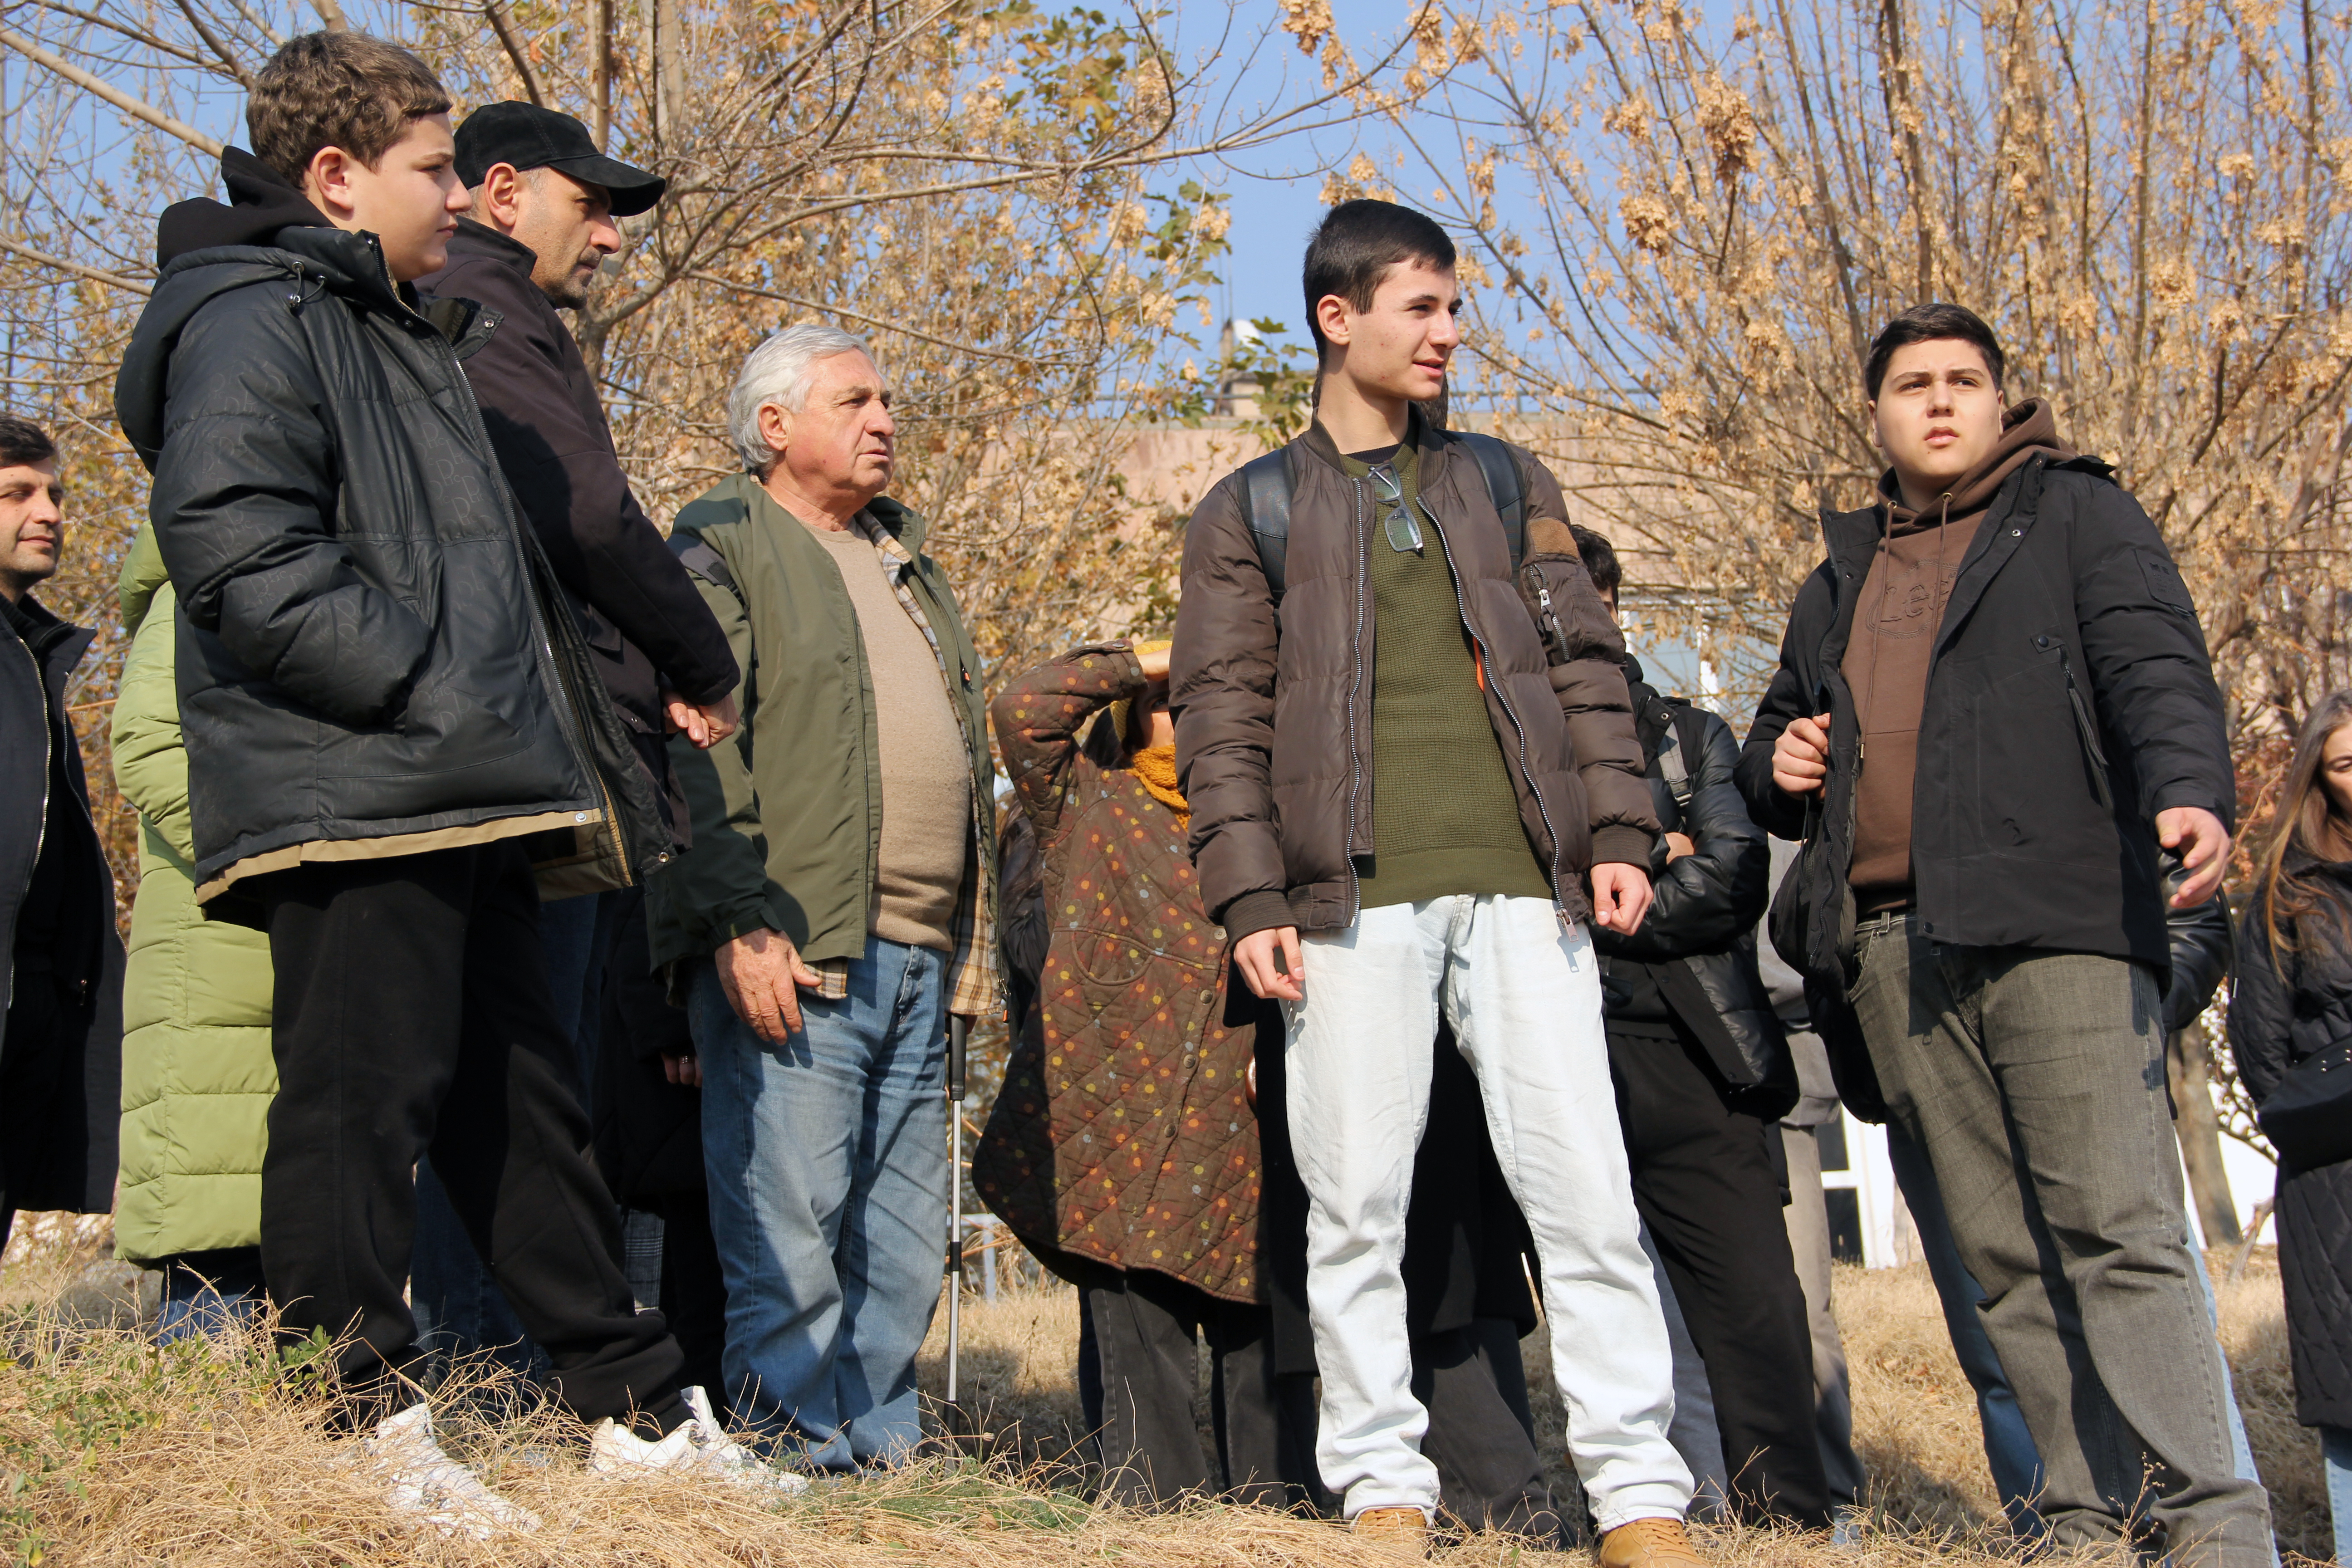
xmin=113 ymin=150 xmax=664 ymax=898
xmin=1597 ymin=662 xmax=1791 ymax=1113
xmin=1742 ymin=456 xmax=2230 ymax=1005
xmin=2229 ymin=859 xmax=2352 ymax=1428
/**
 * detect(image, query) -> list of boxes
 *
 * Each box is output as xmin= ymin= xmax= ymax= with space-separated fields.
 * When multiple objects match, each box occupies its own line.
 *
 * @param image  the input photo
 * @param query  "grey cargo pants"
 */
xmin=1850 ymin=914 xmax=2273 ymax=1567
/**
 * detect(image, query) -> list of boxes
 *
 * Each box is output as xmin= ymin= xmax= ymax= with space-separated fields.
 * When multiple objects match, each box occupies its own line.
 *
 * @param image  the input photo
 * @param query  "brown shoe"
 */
xmin=1352 ymin=1506 xmax=1430 ymax=1558
xmin=1598 ymin=1516 xmax=1705 ymax=1568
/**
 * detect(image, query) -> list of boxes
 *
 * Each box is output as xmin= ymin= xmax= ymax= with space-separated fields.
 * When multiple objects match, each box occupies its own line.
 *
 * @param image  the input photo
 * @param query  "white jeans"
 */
xmin=1285 ymin=894 xmax=1693 ymax=1526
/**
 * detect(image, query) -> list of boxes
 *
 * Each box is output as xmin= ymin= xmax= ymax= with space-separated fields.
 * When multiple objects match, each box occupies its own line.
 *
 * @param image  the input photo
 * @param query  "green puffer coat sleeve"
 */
xmin=111 ymin=527 xmax=277 ymax=1264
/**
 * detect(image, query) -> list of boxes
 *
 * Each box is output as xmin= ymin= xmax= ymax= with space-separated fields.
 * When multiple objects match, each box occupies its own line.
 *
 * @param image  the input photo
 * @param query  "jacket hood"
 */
xmin=154 ymin=147 xmax=330 ymax=267
xmin=1876 ymin=397 xmax=2074 ymax=534
xmin=118 ymin=161 xmax=418 ymax=470
xmin=117 ymin=523 xmax=172 ymax=637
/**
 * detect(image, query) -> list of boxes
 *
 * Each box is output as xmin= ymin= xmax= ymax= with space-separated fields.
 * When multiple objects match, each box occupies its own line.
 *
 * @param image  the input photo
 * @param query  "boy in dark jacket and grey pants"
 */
xmin=1742 ymin=302 xmax=2271 ymax=1564
xmin=113 ymin=31 xmax=791 ymax=1530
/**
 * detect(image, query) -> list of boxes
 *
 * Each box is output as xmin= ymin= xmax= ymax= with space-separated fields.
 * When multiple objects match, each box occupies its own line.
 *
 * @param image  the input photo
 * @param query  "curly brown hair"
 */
xmin=247 ymin=31 xmax=450 ymax=189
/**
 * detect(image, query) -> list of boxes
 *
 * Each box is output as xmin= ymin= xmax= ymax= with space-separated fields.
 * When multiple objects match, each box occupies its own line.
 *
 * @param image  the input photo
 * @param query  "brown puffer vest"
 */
xmin=1171 ymin=417 xmax=1657 ymax=940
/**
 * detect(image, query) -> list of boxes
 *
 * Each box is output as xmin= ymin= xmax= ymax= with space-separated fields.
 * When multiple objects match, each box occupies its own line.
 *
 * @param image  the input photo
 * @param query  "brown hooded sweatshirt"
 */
xmin=1842 ymin=398 xmax=2075 ymax=911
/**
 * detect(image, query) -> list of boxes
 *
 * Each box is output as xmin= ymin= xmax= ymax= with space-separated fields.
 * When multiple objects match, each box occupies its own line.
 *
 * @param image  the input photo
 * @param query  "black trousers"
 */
xmin=1418 ymin=1317 xmax=1566 ymax=1543
xmin=1608 ymin=1026 xmax=1832 ymax=1528
xmin=1081 ymin=1266 xmax=1318 ymax=1509
xmin=649 ymin=1196 xmax=729 ymax=1398
xmin=256 ymin=841 xmax=682 ymax=1428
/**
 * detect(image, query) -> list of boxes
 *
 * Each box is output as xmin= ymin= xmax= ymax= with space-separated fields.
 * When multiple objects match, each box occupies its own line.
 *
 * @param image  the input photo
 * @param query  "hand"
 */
xmin=1134 ymin=643 xmax=1172 ymax=683
xmin=1591 ymin=862 xmax=1653 ymax=934
xmin=714 ymin=927 xmax=822 ymax=1043
xmin=2157 ymin=806 xmax=2231 ymax=908
xmin=662 ymin=1052 xmax=702 ymax=1088
xmin=1234 ymin=926 xmax=1304 ymax=1001
xmin=1772 ymin=713 xmax=1832 ymax=796
xmin=1663 ymin=831 xmax=1696 ymax=862
xmin=664 ymin=690 xmax=741 ymax=749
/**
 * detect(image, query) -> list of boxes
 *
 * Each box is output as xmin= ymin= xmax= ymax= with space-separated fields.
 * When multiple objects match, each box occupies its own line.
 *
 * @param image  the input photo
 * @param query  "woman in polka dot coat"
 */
xmin=974 ymin=640 xmax=1308 ymax=1506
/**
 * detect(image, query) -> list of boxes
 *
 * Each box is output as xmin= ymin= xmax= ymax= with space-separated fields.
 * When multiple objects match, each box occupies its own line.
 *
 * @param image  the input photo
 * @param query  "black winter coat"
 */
xmin=1740 ymin=457 xmax=2230 ymax=1048
xmin=417 ymin=223 xmax=738 ymax=838
xmin=113 ymin=151 xmax=665 ymax=899
xmin=1597 ymin=663 xmax=1792 ymax=1113
xmin=2229 ymin=861 xmax=2352 ymax=1429
xmin=0 ymin=593 xmax=122 ymax=1216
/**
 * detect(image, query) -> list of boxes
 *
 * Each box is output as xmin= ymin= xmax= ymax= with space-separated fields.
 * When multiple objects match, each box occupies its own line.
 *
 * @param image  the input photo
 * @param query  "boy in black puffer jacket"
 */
xmin=113 ymin=30 xmax=792 ymax=1528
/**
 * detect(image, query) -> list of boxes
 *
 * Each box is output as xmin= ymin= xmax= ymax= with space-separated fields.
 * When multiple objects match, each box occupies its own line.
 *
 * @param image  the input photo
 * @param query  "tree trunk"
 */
xmin=2171 ymin=1022 xmax=2243 ymax=1246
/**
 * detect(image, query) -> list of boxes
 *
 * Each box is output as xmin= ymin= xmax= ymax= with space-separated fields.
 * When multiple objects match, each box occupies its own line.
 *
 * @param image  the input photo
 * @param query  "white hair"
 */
xmin=727 ymin=323 xmax=877 ymax=472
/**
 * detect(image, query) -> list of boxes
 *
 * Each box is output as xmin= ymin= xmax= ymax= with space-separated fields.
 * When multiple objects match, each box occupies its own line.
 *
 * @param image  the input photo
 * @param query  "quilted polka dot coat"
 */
xmin=972 ymin=643 xmax=1267 ymax=1303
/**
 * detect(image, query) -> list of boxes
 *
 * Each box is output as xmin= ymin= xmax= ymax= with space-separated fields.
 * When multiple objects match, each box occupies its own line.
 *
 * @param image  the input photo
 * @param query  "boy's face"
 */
xmin=304 ymin=112 xmax=470 ymax=282
xmin=1869 ymin=338 xmax=2005 ymax=499
xmin=1318 ymin=257 xmax=1459 ymax=404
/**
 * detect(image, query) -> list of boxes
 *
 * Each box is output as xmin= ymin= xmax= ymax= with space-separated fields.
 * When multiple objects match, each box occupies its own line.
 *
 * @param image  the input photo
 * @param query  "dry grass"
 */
xmin=0 ymin=1216 xmax=2328 ymax=1566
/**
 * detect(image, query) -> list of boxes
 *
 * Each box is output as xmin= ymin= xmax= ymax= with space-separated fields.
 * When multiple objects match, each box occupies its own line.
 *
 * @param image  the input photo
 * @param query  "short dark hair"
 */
xmin=0 ymin=414 xmax=56 ymax=470
xmin=248 ymin=31 xmax=451 ymax=188
xmin=1572 ymin=523 xmax=1620 ymax=595
xmin=1302 ymin=199 xmax=1456 ymax=363
xmin=1863 ymin=303 xmax=2006 ymax=399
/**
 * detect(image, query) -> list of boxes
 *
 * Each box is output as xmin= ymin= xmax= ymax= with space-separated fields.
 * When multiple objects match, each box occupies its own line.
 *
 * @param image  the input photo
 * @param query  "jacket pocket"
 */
xmin=1514 ymin=554 xmax=1578 ymax=665
xmin=2058 ymin=644 xmax=2114 ymax=811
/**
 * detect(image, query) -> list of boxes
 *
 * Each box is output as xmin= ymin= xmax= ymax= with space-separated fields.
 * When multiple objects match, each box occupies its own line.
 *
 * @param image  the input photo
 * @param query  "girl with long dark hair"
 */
xmin=2231 ymin=687 xmax=2352 ymax=1562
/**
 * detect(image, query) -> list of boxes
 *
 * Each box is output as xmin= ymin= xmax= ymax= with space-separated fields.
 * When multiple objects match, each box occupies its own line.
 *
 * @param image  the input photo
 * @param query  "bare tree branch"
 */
xmin=0 ymin=235 xmax=152 ymax=295
xmin=0 ymin=26 xmax=226 ymax=156
xmin=482 ymin=0 xmax=544 ymax=106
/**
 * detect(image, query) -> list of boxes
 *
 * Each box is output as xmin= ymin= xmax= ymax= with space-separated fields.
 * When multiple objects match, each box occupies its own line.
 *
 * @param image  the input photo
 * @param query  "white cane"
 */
xmin=943 ymin=1012 xmax=969 ymax=1441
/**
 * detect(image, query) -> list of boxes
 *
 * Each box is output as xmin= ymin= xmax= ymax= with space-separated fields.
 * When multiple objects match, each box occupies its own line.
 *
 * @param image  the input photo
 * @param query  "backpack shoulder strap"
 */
xmin=1455 ymin=430 xmax=1526 ymax=567
xmin=1237 ymin=448 xmax=1295 ymax=596
xmin=1658 ymin=698 xmax=1706 ymax=810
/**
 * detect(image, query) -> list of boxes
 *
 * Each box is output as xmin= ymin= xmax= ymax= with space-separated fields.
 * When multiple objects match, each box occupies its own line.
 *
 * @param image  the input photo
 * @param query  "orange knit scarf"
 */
xmin=1129 ymin=744 xmax=1189 ymax=826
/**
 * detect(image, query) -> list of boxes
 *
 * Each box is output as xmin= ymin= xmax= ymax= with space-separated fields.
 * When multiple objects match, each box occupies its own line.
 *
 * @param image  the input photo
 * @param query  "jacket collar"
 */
xmin=1294 ymin=403 xmax=1450 ymax=487
xmin=723 ymin=472 xmax=930 ymax=558
xmin=443 ymin=217 xmax=540 ymax=275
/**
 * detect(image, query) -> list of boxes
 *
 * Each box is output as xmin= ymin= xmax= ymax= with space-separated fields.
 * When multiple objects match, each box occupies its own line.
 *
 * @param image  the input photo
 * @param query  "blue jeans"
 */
xmin=1891 ymin=1126 xmax=2275 ymax=1563
xmin=156 ymin=1247 xmax=267 ymax=1344
xmin=411 ymin=890 xmax=614 ymax=1377
xmin=691 ymin=936 xmax=949 ymax=1470
xmin=2324 ymin=1426 xmax=2352 ymax=1564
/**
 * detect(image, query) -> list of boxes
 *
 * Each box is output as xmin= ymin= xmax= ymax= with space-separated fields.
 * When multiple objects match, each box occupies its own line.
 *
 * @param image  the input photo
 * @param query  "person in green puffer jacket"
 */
xmin=111 ymin=524 xmax=275 ymax=1336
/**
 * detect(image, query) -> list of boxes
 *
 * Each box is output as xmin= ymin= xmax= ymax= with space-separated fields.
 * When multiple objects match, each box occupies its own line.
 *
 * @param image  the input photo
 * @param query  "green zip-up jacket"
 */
xmin=111 ymin=526 xmax=277 ymax=1264
xmin=647 ymin=474 xmax=999 ymax=1015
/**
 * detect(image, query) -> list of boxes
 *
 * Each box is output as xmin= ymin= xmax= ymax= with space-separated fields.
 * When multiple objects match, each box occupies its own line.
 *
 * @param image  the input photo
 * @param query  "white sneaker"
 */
xmin=588 ymin=1385 xmax=811 ymax=1495
xmin=365 ymin=1401 xmax=542 ymax=1538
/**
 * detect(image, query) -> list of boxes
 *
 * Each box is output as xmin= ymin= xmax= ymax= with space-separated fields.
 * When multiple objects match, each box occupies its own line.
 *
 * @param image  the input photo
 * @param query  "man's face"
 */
xmin=308 ymin=113 xmax=470 ymax=282
xmin=0 ymin=458 xmax=64 ymax=603
xmin=764 ymin=352 xmax=896 ymax=505
xmin=1319 ymin=258 xmax=1459 ymax=404
xmin=490 ymin=165 xmax=622 ymax=308
xmin=1869 ymin=338 xmax=2005 ymax=499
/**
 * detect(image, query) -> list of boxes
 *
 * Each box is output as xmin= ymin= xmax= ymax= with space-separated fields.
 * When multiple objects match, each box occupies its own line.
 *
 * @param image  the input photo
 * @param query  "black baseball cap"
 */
xmin=455 ymin=101 xmax=666 ymax=217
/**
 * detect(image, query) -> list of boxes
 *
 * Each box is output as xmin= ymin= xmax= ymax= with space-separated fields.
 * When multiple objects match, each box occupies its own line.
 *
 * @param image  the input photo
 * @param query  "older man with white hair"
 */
xmin=648 ymin=323 xmax=997 ymax=1470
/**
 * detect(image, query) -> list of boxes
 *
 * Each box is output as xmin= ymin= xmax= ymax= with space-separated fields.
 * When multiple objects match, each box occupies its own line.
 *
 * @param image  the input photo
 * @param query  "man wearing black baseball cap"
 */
xmin=414 ymin=101 xmax=739 ymax=1379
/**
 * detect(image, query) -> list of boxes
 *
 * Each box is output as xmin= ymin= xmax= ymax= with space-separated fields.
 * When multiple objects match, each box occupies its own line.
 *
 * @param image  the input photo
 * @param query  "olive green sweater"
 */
xmin=1340 ymin=435 xmax=1551 ymax=907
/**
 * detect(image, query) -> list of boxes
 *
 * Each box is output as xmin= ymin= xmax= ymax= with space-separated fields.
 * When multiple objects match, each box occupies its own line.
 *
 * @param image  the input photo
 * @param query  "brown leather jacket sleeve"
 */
xmin=1520 ymin=454 xmax=1659 ymax=865
xmin=1171 ymin=476 xmax=1285 ymax=926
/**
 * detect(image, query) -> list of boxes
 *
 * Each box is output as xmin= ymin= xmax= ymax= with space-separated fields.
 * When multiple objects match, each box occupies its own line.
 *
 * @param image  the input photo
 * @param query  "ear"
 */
xmin=1865 ymin=396 xmax=1882 ymax=451
xmin=303 ymin=145 xmax=357 ymax=217
xmin=757 ymin=401 xmax=792 ymax=459
xmin=1315 ymin=292 xmax=1353 ymax=350
xmin=477 ymin=163 xmax=524 ymax=229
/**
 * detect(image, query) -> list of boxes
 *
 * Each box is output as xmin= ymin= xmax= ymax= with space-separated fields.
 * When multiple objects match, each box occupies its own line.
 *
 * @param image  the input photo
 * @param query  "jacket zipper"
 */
xmin=2058 ymin=645 xmax=2114 ymax=811
xmin=1342 ymin=475 xmax=1369 ymax=925
xmin=1427 ymin=507 xmax=1569 ymax=916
